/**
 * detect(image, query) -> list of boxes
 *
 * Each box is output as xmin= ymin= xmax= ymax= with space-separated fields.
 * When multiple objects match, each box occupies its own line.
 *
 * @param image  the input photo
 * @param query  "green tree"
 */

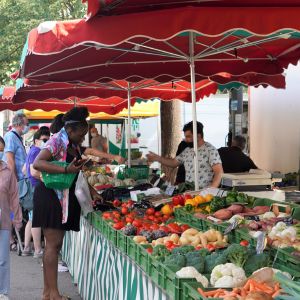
xmin=0 ymin=0 xmax=85 ymax=86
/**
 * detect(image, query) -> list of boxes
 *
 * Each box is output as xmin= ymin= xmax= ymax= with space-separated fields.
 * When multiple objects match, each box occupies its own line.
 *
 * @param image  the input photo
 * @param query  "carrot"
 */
xmin=204 ymin=289 xmax=224 ymax=297
xmin=243 ymin=279 xmax=252 ymax=291
xmin=197 ymin=288 xmax=207 ymax=298
xmin=240 ymin=288 xmax=247 ymax=297
xmin=272 ymin=289 xmax=283 ymax=297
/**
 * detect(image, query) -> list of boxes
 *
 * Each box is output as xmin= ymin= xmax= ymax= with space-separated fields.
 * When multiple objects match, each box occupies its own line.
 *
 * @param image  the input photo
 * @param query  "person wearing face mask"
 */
xmin=22 ymin=128 xmax=50 ymax=258
xmin=0 ymin=136 xmax=23 ymax=299
xmin=147 ymin=121 xmax=223 ymax=189
xmin=3 ymin=113 xmax=29 ymax=181
xmin=90 ymin=127 xmax=108 ymax=153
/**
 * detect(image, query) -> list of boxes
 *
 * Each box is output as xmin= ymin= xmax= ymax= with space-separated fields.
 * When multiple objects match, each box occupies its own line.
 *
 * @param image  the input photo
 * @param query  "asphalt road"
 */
xmin=10 ymin=253 xmax=81 ymax=300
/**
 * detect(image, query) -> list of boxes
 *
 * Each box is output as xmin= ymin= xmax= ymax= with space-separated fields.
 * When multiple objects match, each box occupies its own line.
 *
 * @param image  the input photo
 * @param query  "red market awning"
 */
xmin=84 ymin=0 xmax=300 ymax=18
xmin=19 ymin=5 xmax=300 ymax=84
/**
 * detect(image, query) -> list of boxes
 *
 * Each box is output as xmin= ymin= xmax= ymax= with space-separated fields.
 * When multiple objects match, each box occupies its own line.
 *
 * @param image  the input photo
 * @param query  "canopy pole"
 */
xmin=189 ymin=32 xmax=199 ymax=191
xmin=127 ymin=83 xmax=132 ymax=167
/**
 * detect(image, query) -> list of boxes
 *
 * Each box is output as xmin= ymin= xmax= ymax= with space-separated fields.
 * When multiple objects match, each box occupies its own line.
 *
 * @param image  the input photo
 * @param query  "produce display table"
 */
xmin=61 ymin=217 xmax=169 ymax=300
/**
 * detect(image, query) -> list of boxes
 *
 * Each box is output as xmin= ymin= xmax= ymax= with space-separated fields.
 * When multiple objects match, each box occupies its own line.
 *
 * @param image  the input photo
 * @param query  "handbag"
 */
xmin=18 ymin=178 xmax=34 ymax=211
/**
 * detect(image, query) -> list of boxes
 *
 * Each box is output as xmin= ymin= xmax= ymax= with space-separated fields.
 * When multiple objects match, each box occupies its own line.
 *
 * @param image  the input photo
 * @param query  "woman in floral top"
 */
xmin=32 ymin=107 xmax=122 ymax=300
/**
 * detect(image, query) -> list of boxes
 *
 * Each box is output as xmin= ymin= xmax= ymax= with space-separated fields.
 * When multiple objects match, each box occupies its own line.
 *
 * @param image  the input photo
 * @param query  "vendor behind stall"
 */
xmin=147 ymin=121 xmax=223 ymax=189
xmin=218 ymin=135 xmax=257 ymax=173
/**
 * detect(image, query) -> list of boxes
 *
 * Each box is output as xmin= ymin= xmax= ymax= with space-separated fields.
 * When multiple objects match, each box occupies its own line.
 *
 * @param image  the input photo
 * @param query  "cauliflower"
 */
xmin=210 ymin=263 xmax=247 ymax=288
xmin=176 ymin=267 xmax=209 ymax=288
xmin=261 ymin=211 xmax=276 ymax=220
xmin=268 ymin=222 xmax=296 ymax=242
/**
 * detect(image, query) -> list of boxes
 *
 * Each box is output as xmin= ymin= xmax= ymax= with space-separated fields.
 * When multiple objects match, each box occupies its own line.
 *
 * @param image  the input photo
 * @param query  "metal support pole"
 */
xmin=189 ymin=32 xmax=199 ymax=191
xmin=127 ymin=83 xmax=132 ymax=167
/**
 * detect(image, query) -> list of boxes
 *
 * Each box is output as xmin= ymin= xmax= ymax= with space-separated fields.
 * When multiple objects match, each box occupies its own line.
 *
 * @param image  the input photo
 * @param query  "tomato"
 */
xmin=165 ymin=241 xmax=174 ymax=249
xmin=132 ymin=219 xmax=142 ymax=228
xmin=195 ymin=245 xmax=203 ymax=250
xmin=121 ymin=203 xmax=127 ymax=208
xmin=121 ymin=207 xmax=129 ymax=215
xmin=159 ymin=225 xmax=170 ymax=233
xmin=154 ymin=211 xmax=162 ymax=217
xmin=153 ymin=217 xmax=161 ymax=224
xmin=113 ymin=218 xmax=121 ymax=223
xmin=127 ymin=200 xmax=134 ymax=207
xmin=180 ymin=224 xmax=190 ymax=232
xmin=142 ymin=223 xmax=151 ymax=230
xmin=240 ymin=240 xmax=249 ymax=247
xmin=113 ymin=199 xmax=121 ymax=207
xmin=102 ymin=212 xmax=112 ymax=219
xmin=146 ymin=208 xmax=155 ymax=215
xmin=112 ymin=211 xmax=121 ymax=217
xmin=113 ymin=222 xmax=124 ymax=230
xmin=148 ymin=215 xmax=155 ymax=221
xmin=167 ymin=223 xmax=182 ymax=234
xmin=162 ymin=215 xmax=170 ymax=222
xmin=146 ymin=248 xmax=153 ymax=254
xmin=125 ymin=216 xmax=134 ymax=224
xmin=150 ymin=224 xmax=160 ymax=231
xmin=206 ymin=244 xmax=216 ymax=252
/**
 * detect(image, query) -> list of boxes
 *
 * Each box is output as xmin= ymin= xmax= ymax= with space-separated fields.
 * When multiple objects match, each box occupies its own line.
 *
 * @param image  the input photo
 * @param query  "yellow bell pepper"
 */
xmin=161 ymin=204 xmax=173 ymax=215
xmin=204 ymin=194 xmax=214 ymax=202
xmin=194 ymin=195 xmax=206 ymax=204
xmin=185 ymin=199 xmax=197 ymax=207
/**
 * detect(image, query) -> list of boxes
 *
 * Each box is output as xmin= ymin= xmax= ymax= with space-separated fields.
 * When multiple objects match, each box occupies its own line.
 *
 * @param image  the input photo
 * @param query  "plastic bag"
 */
xmin=75 ymin=171 xmax=93 ymax=216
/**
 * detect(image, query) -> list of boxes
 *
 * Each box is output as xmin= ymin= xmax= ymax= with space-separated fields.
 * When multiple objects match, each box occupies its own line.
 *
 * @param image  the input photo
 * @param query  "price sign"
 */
xmin=256 ymin=232 xmax=266 ymax=254
xmin=165 ymin=185 xmax=176 ymax=196
xmin=224 ymin=219 xmax=239 ymax=235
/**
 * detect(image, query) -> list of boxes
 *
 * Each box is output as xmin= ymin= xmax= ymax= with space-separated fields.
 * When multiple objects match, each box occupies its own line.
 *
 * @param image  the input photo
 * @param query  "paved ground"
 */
xmin=10 ymin=253 xmax=81 ymax=300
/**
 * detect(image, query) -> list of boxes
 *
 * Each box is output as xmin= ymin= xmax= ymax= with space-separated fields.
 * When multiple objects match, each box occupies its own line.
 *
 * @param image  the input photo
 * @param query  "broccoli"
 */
xmin=244 ymin=253 xmax=270 ymax=276
xmin=195 ymin=248 xmax=210 ymax=257
xmin=164 ymin=254 xmax=186 ymax=272
xmin=224 ymin=244 xmax=249 ymax=267
xmin=171 ymin=245 xmax=195 ymax=256
xmin=204 ymin=251 xmax=227 ymax=274
xmin=210 ymin=197 xmax=227 ymax=213
xmin=185 ymin=251 xmax=205 ymax=273
xmin=152 ymin=245 xmax=170 ymax=262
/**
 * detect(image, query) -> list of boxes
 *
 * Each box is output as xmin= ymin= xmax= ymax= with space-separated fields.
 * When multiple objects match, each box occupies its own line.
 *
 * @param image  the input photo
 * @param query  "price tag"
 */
xmin=282 ymin=216 xmax=293 ymax=225
xmin=256 ymin=232 xmax=266 ymax=254
xmin=165 ymin=185 xmax=176 ymax=196
xmin=224 ymin=219 xmax=239 ymax=235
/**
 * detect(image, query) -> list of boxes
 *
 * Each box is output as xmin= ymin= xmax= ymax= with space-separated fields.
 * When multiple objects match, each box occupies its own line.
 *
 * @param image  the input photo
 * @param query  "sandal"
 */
xmin=10 ymin=242 xmax=17 ymax=251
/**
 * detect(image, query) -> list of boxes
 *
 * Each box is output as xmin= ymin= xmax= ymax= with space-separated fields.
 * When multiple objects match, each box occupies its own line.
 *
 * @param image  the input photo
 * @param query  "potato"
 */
xmin=133 ymin=236 xmax=147 ymax=244
xmin=182 ymin=228 xmax=199 ymax=236
xmin=170 ymin=234 xmax=179 ymax=244
xmin=213 ymin=209 xmax=233 ymax=220
xmin=179 ymin=236 xmax=190 ymax=245
xmin=190 ymin=236 xmax=201 ymax=247
xmin=227 ymin=204 xmax=244 ymax=214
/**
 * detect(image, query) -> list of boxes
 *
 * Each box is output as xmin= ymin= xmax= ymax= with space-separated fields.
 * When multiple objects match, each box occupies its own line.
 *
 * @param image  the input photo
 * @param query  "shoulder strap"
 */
xmin=11 ymin=131 xmax=25 ymax=149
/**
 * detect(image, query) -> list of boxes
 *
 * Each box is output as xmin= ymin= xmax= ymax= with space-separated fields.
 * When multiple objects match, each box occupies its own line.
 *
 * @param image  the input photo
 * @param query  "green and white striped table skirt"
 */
xmin=62 ymin=217 xmax=169 ymax=300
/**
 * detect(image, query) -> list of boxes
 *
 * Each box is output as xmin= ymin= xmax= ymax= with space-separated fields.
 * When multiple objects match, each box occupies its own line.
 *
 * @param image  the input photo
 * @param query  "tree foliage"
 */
xmin=0 ymin=0 xmax=85 ymax=86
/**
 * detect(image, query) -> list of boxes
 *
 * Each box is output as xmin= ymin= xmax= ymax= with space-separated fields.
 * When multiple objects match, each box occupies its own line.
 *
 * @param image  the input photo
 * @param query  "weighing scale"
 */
xmin=221 ymin=169 xmax=273 ymax=191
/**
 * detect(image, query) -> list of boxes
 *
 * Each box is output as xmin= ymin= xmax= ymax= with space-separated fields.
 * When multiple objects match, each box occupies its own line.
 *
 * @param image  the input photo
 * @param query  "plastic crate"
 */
xmin=157 ymin=264 xmax=196 ymax=300
xmin=117 ymin=230 xmax=128 ymax=253
xmin=148 ymin=255 xmax=161 ymax=285
xmin=135 ymin=244 xmax=151 ymax=273
xmin=127 ymin=236 xmax=137 ymax=260
xmin=101 ymin=219 xmax=118 ymax=246
xmin=91 ymin=211 xmax=103 ymax=232
xmin=271 ymin=247 xmax=300 ymax=279
xmin=118 ymin=165 xmax=149 ymax=180
xmin=182 ymin=282 xmax=223 ymax=300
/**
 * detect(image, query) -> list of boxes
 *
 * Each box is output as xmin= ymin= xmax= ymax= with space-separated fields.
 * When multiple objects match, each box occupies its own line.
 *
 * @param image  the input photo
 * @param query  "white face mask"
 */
xmin=22 ymin=125 xmax=30 ymax=135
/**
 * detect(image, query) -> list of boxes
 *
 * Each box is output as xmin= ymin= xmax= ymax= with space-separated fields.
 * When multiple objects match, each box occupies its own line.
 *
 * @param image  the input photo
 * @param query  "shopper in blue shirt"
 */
xmin=3 ymin=113 xmax=29 ymax=181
